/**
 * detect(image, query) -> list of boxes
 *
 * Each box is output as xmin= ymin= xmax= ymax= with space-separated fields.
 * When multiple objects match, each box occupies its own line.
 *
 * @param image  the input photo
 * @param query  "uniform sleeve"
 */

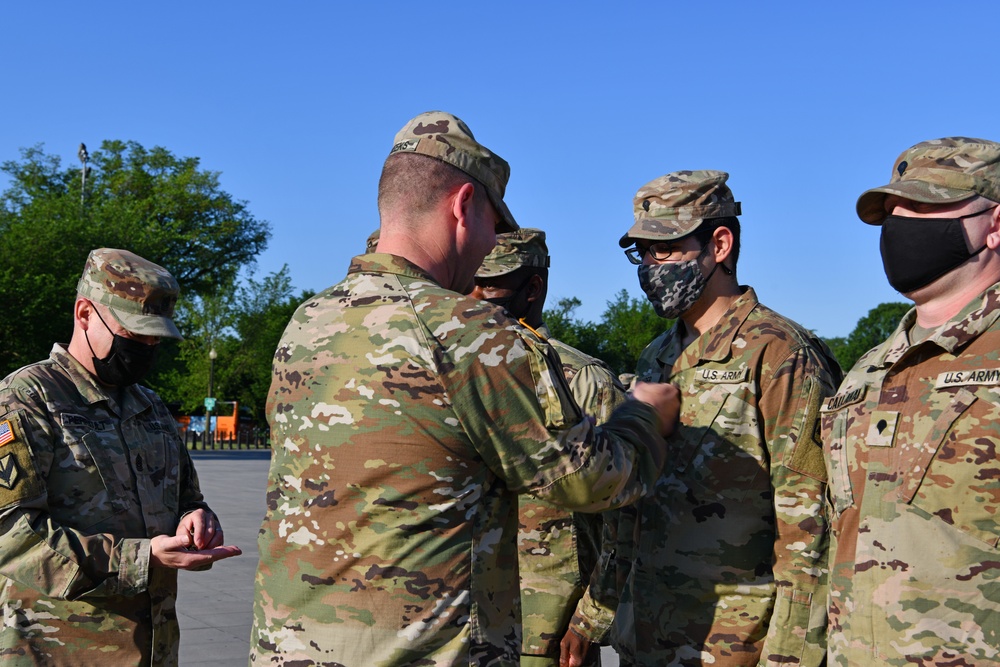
xmin=568 ymin=362 xmax=629 ymax=425
xmin=561 ymin=362 xmax=633 ymax=642
xmin=757 ymin=345 xmax=839 ymax=667
xmin=447 ymin=331 xmax=667 ymax=513
xmin=0 ymin=388 xmax=150 ymax=600
xmin=566 ymin=338 xmax=661 ymax=642
xmin=568 ymin=501 xmax=638 ymax=642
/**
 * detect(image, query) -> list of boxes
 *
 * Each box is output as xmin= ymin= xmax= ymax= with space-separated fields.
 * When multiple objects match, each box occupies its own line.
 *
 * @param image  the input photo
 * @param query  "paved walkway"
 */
xmin=177 ymin=450 xmax=619 ymax=666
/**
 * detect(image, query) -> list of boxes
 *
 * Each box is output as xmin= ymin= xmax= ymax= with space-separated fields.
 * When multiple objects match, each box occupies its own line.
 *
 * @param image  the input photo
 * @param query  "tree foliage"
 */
xmin=0 ymin=140 xmax=271 ymax=373
xmin=544 ymin=290 xmax=667 ymax=375
xmin=823 ymin=301 xmax=910 ymax=371
xmin=151 ymin=266 xmax=312 ymax=423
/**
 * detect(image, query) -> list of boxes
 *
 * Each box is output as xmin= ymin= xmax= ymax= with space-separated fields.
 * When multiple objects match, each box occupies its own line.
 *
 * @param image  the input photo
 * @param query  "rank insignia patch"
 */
xmin=0 ymin=454 xmax=19 ymax=490
xmin=866 ymin=410 xmax=899 ymax=448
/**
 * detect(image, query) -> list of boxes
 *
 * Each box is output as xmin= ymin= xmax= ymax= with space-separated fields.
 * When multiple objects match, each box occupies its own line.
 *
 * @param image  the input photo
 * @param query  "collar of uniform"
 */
xmin=49 ymin=343 xmax=152 ymax=418
xmin=872 ymin=281 xmax=1000 ymax=367
xmin=348 ymin=253 xmax=439 ymax=284
xmin=659 ymin=287 xmax=758 ymax=368
xmin=535 ymin=323 xmax=552 ymax=340
xmin=866 ymin=306 xmax=917 ymax=368
xmin=926 ymin=281 xmax=1000 ymax=353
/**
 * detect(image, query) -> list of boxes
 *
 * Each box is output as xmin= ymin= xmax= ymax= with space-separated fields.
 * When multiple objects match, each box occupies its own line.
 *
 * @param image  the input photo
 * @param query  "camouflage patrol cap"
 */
xmin=76 ymin=248 xmax=182 ymax=340
xmin=619 ymin=170 xmax=742 ymax=247
xmin=476 ymin=228 xmax=550 ymax=278
xmin=857 ymin=137 xmax=1000 ymax=224
xmin=387 ymin=111 xmax=518 ymax=233
xmin=365 ymin=228 xmax=380 ymax=253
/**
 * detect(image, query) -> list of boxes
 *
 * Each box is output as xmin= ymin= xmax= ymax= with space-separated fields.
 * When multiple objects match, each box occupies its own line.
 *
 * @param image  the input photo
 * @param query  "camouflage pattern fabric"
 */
xmin=76 ymin=248 xmax=182 ymax=340
xmin=637 ymin=258 xmax=709 ymax=320
xmin=856 ymin=137 xmax=1000 ymax=224
xmin=475 ymin=228 xmax=550 ymax=279
xmin=572 ymin=287 xmax=840 ymax=666
xmin=516 ymin=324 xmax=627 ymax=667
xmin=0 ymin=344 xmax=210 ymax=666
xmin=619 ymin=170 xmax=742 ymax=248
xmin=388 ymin=111 xmax=518 ymax=234
xmin=250 ymin=253 xmax=667 ymax=667
xmin=823 ymin=281 xmax=1000 ymax=666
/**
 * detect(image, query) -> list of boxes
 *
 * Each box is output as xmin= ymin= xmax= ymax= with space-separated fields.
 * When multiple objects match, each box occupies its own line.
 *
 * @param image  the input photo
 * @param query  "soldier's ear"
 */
xmin=711 ymin=226 xmax=735 ymax=265
xmin=986 ymin=205 xmax=1000 ymax=250
xmin=74 ymin=298 xmax=93 ymax=331
xmin=450 ymin=182 xmax=476 ymax=228
xmin=524 ymin=273 xmax=545 ymax=304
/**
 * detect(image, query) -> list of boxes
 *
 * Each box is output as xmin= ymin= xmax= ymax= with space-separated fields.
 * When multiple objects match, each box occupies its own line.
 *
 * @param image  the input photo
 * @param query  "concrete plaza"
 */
xmin=177 ymin=450 xmax=620 ymax=666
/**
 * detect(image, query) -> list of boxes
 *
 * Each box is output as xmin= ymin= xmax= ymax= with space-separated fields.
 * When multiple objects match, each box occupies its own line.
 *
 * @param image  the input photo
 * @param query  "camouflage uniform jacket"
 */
xmin=515 ymin=324 xmax=627 ymax=665
xmin=824 ymin=282 xmax=1000 ymax=666
xmin=250 ymin=254 xmax=667 ymax=667
xmin=573 ymin=287 xmax=839 ymax=666
xmin=0 ymin=344 xmax=210 ymax=666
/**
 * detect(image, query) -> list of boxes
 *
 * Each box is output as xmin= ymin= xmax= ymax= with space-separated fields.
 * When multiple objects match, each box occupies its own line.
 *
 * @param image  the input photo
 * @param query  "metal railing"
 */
xmin=182 ymin=428 xmax=270 ymax=450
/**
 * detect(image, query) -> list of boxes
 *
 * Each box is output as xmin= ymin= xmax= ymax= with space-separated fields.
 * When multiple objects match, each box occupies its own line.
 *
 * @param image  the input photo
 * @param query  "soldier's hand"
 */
xmin=631 ymin=381 xmax=680 ymax=436
xmin=150 ymin=533 xmax=242 ymax=570
xmin=178 ymin=508 xmax=224 ymax=550
xmin=559 ymin=628 xmax=593 ymax=667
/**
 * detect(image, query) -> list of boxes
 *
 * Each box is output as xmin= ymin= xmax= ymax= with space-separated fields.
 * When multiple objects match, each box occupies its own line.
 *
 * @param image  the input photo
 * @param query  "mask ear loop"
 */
xmin=84 ymin=302 xmax=115 ymax=359
xmin=698 ymin=242 xmax=734 ymax=281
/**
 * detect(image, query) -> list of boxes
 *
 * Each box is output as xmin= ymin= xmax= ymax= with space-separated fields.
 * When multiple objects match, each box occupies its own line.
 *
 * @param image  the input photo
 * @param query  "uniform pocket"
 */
xmin=894 ymin=388 xmax=1000 ymax=547
xmin=78 ymin=430 xmax=131 ymax=527
xmin=674 ymin=387 xmax=765 ymax=500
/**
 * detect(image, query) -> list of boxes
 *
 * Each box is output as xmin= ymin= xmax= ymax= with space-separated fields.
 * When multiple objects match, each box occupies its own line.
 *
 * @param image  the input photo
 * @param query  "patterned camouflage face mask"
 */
xmin=637 ymin=247 xmax=714 ymax=319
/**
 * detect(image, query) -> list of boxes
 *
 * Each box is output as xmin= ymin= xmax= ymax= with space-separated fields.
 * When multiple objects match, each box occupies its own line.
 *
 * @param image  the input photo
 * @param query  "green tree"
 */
xmin=0 ymin=141 xmax=270 ymax=374
xmin=154 ymin=266 xmax=313 ymax=423
xmin=592 ymin=289 xmax=668 ymax=374
xmin=825 ymin=302 xmax=910 ymax=371
xmin=544 ymin=290 xmax=667 ymax=376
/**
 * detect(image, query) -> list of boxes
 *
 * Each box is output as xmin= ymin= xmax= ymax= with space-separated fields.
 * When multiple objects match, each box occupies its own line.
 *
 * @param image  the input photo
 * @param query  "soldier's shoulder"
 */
xmin=742 ymin=302 xmax=842 ymax=377
xmin=744 ymin=302 xmax=826 ymax=352
xmin=638 ymin=328 xmax=674 ymax=360
xmin=548 ymin=338 xmax=606 ymax=372
xmin=1 ymin=357 xmax=65 ymax=398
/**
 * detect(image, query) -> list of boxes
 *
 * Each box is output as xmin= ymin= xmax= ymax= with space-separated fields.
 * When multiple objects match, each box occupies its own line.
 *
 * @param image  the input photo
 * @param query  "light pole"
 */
xmin=78 ymin=143 xmax=89 ymax=208
xmin=206 ymin=348 xmax=217 ymax=446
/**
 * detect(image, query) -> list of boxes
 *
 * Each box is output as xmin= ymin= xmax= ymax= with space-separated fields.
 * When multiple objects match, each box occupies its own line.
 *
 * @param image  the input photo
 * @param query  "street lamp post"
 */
xmin=206 ymin=348 xmax=217 ymax=447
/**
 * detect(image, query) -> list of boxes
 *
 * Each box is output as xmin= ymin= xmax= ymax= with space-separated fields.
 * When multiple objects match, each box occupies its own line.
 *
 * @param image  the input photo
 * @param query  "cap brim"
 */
xmin=488 ymin=190 xmax=518 ymax=234
xmin=856 ymin=181 xmax=977 ymax=225
xmin=475 ymin=265 xmax=519 ymax=279
xmin=108 ymin=307 xmax=183 ymax=340
xmin=618 ymin=220 xmax=705 ymax=247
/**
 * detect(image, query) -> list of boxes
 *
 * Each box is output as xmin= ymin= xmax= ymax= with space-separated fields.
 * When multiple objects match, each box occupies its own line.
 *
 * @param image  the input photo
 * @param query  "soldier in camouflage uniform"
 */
xmin=470 ymin=228 xmax=628 ymax=667
xmin=0 ymin=249 xmax=241 ymax=666
xmin=249 ymin=111 xmax=680 ymax=667
xmin=824 ymin=137 xmax=1000 ymax=666
xmin=564 ymin=170 xmax=841 ymax=667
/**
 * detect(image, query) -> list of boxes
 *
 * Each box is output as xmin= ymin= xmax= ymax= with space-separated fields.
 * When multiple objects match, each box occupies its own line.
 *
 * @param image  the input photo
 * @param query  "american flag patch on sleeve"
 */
xmin=0 ymin=420 xmax=14 ymax=447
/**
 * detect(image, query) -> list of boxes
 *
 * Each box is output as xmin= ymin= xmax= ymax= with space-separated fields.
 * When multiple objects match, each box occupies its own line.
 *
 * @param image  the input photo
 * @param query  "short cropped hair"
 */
xmin=378 ymin=153 xmax=487 ymax=218
xmin=692 ymin=216 xmax=741 ymax=269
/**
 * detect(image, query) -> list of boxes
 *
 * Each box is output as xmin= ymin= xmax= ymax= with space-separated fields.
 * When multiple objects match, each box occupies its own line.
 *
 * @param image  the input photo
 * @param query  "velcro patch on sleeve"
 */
xmin=787 ymin=377 xmax=828 ymax=482
xmin=0 ymin=412 xmax=45 ymax=508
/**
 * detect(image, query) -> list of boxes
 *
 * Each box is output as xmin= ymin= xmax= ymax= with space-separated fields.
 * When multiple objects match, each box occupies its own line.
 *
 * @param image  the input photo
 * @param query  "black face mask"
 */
xmin=880 ymin=213 xmax=988 ymax=294
xmin=483 ymin=274 xmax=534 ymax=320
xmin=85 ymin=309 xmax=159 ymax=386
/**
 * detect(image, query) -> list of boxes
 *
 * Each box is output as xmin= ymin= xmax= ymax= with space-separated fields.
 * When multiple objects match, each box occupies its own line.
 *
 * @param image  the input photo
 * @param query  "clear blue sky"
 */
xmin=3 ymin=1 xmax=997 ymax=338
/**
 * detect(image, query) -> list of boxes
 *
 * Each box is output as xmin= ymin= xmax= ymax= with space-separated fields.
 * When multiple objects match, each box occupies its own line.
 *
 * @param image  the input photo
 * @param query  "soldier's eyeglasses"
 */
xmin=625 ymin=242 xmax=677 ymax=265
